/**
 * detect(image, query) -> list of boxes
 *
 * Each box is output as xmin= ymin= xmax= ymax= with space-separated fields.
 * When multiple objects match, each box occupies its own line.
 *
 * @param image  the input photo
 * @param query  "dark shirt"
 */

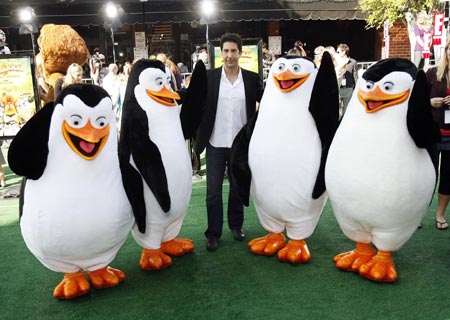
xmin=426 ymin=67 xmax=450 ymax=130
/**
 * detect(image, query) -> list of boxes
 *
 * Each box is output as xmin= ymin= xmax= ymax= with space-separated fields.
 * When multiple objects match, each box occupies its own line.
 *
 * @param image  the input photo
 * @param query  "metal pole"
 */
xmin=111 ymin=26 xmax=116 ymax=64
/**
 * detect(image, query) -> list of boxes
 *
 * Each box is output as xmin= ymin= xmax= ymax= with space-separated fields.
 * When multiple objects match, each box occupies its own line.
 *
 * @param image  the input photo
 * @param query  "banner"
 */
xmin=0 ymin=55 xmax=37 ymax=137
xmin=433 ymin=12 xmax=445 ymax=45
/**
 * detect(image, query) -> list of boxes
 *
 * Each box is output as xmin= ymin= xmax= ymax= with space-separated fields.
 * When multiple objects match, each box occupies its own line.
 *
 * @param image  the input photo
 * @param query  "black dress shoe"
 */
xmin=231 ymin=228 xmax=245 ymax=241
xmin=206 ymin=238 xmax=219 ymax=252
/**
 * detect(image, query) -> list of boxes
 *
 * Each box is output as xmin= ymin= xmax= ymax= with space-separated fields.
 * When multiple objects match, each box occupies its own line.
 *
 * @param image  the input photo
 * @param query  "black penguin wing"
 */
xmin=119 ymin=155 xmax=147 ymax=233
xmin=130 ymin=108 xmax=171 ymax=213
xmin=7 ymin=102 xmax=54 ymax=180
xmin=309 ymin=51 xmax=340 ymax=199
xmin=407 ymin=69 xmax=441 ymax=180
xmin=180 ymin=60 xmax=207 ymax=139
xmin=229 ymin=110 xmax=258 ymax=206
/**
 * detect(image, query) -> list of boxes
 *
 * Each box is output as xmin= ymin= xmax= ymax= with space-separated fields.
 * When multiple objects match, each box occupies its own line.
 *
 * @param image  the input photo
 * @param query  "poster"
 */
xmin=0 ymin=55 xmax=37 ymax=137
xmin=268 ymin=36 xmax=282 ymax=55
xmin=133 ymin=47 xmax=148 ymax=60
xmin=213 ymin=44 xmax=260 ymax=74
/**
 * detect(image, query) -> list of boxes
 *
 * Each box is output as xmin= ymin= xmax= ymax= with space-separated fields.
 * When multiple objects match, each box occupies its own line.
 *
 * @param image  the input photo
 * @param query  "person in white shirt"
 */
xmin=194 ymin=33 xmax=264 ymax=251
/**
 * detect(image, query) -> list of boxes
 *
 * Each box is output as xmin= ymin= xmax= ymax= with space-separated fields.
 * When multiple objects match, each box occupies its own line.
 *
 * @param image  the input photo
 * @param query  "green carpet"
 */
xmin=1 ymin=146 xmax=450 ymax=319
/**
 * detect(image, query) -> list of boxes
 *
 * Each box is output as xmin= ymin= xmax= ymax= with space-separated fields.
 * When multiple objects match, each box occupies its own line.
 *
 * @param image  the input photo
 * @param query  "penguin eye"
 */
xmin=69 ymin=114 xmax=84 ymax=128
xmin=382 ymin=81 xmax=394 ymax=91
xmin=291 ymin=64 xmax=301 ymax=73
xmin=155 ymin=77 xmax=164 ymax=87
xmin=364 ymin=81 xmax=375 ymax=91
xmin=277 ymin=63 xmax=286 ymax=72
xmin=166 ymin=76 xmax=172 ymax=87
xmin=93 ymin=116 xmax=108 ymax=129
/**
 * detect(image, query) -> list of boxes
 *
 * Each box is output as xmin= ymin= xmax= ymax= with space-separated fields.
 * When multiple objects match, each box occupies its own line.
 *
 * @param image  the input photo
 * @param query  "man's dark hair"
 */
xmin=220 ymin=33 xmax=242 ymax=52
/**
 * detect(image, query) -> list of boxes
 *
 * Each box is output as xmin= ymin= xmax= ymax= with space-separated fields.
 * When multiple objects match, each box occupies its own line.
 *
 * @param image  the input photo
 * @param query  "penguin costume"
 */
xmin=119 ymin=59 xmax=206 ymax=270
xmin=7 ymin=84 xmax=133 ymax=299
xmin=230 ymin=52 xmax=339 ymax=263
xmin=325 ymin=58 xmax=440 ymax=282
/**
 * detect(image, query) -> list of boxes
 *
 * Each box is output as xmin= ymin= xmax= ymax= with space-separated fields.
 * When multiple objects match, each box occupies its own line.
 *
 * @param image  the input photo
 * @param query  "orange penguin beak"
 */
xmin=357 ymin=86 xmax=410 ymax=113
xmin=62 ymin=120 xmax=110 ymax=160
xmin=146 ymin=87 xmax=180 ymax=107
xmin=273 ymin=69 xmax=310 ymax=93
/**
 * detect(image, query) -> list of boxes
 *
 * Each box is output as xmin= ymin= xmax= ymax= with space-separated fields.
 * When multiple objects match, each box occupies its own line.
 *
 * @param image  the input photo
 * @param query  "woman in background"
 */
xmin=426 ymin=39 xmax=450 ymax=230
xmin=53 ymin=63 xmax=83 ymax=99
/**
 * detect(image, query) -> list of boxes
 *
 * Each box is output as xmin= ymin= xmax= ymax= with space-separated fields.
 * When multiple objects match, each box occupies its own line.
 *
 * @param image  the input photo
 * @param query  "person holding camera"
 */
xmin=291 ymin=40 xmax=307 ymax=57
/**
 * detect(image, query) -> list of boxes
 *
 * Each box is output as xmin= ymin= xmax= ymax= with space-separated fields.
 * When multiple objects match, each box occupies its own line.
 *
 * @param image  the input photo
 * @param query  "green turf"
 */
xmin=1 ymin=147 xmax=450 ymax=319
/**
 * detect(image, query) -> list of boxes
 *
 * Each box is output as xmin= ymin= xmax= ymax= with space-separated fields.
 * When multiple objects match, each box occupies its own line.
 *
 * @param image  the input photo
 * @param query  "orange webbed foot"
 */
xmin=277 ymin=239 xmax=311 ymax=264
xmin=248 ymin=232 xmax=286 ymax=256
xmin=88 ymin=266 xmax=126 ymax=289
xmin=333 ymin=242 xmax=376 ymax=272
xmin=139 ymin=248 xmax=172 ymax=271
xmin=359 ymin=250 xmax=398 ymax=283
xmin=161 ymin=238 xmax=195 ymax=257
xmin=53 ymin=271 xmax=90 ymax=299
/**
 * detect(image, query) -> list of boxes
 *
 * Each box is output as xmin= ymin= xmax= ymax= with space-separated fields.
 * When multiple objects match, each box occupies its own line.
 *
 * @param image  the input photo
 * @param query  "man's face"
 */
xmin=221 ymin=41 xmax=241 ymax=69
xmin=0 ymin=32 xmax=5 ymax=45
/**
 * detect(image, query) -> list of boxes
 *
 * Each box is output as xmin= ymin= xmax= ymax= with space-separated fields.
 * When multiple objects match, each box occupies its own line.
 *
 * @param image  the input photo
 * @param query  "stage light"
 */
xmin=18 ymin=7 xmax=35 ymax=23
xmin=105 ymin=2 xmax=119 ymax=19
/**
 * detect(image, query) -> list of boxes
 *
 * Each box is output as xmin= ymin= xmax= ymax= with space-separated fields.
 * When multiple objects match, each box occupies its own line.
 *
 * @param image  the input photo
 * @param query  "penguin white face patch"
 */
xmin=59 ymin=95 xmax=112 ymax=160
xmin=137 ymin=67 xmax=180 ymax=107
xmin=271 ymin=58 xmax=315 ymax=93
xmin=357 ymin=71 xmax=412 ymax=113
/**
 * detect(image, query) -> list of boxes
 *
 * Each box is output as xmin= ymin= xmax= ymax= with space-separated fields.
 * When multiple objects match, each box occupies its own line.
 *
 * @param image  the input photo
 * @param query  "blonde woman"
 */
xmin=54 ymin=63 xmax=84 ymax=99
xmin=426 ymin=39 xmax=450 ymax=229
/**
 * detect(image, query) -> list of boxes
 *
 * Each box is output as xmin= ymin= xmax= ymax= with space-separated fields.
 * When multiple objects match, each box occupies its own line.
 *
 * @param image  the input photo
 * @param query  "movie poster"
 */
xmin=0 ymin=55 xmax=37 ymax=137
xmin=213 ymin=44 xmax=260 ymax=74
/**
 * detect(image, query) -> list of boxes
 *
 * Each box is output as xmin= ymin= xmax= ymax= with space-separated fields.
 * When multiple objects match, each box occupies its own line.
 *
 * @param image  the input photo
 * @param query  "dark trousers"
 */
xmin=205 ymin=143 xmax=244 ymax=239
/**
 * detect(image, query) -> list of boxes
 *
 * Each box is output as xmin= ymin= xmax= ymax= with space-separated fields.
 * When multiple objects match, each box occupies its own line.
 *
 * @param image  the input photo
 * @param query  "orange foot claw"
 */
xmin=53 ymin=271 xmax=90 ymax=299
xmin=248 ymin=232 xmax=286 ymax=256
xmin=359 ymin=250 xmax=398 ymax=283
xmin=88 ymin=266 xmax=126 ymax=289
xmin=139 ymin=248 xmax=172 ymax=271
xmin=161 ymin=238 xmax=195 ymax=257
xmin=277 ymin=239 xmax=311 ymax=264
xmin=333 ymin=242 xmax=376 ymax=272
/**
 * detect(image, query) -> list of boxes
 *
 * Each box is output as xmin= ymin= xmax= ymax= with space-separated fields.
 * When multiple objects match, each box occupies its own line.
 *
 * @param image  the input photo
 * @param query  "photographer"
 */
xmin=294 ymin=40 xmax=307 ymax=56
xmin=89 ymin=48 xmax=106 ymax=84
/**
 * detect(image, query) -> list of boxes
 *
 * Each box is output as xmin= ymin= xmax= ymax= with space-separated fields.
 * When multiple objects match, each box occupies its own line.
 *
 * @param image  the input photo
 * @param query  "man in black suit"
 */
xmin=195 ymin=33 xmax=264 ymax=251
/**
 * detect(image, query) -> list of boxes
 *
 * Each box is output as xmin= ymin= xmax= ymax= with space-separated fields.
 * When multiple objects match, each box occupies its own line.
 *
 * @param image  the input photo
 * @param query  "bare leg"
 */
xmin=436 ymin=193 xmax=450 ymax=229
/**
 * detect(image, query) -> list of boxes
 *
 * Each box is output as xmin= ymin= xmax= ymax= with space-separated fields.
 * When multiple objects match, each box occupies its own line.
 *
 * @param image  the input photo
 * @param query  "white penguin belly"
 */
xmin=248 ymin=108 xmax=326 ymax=238
xmin=326 ymin=118 xmax=436 ymax=251
xmin=20 ymin=167 xmax=133 ymax=273
xmin=132 ymin=114 xmax=192 ymax=249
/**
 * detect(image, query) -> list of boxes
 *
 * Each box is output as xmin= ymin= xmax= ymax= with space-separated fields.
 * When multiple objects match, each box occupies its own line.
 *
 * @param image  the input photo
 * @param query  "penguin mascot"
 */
xmin=119 ymin=59 xmax=206 ymax=270
xmin=230 ymin=52 xmax=340 ymax=263
xmin=7 ymin=84 xmax=134 ymax=299
xmin=325 ymin=58 xmax=440 ymax=282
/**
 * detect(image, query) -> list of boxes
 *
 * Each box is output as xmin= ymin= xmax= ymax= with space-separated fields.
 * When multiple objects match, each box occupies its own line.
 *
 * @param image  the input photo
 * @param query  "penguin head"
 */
xmin=270 ymin=56 xmax=317 ymax=93
xmin=55 ymin=84 xmax=113 ymax=160
xmin=131 ymin=59 xmax=180 ymax=108
xmin=357 ymin=58 xmax=417 ymax=113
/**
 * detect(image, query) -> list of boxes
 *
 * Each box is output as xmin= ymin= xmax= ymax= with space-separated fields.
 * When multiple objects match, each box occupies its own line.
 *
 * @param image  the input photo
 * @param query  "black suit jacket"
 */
xmin=195 ymin=66 xmax=264 ymax=155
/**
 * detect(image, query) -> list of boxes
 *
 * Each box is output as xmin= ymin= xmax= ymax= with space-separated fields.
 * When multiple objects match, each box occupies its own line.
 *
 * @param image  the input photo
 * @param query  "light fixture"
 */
xmin=200 ymin=0 xmax=216 ymax=64
xmin=102 ymin=2 xmax=124 ymax=64
xmin=15 ymin=6 xmax=38 ymax=56
xmin=201 ymin=0 xmax=215 ymax=16
xmin=105 ymin=2 xmax=119 ymax=19
xmin=18 ymin=7 xmax=35 ymax=23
